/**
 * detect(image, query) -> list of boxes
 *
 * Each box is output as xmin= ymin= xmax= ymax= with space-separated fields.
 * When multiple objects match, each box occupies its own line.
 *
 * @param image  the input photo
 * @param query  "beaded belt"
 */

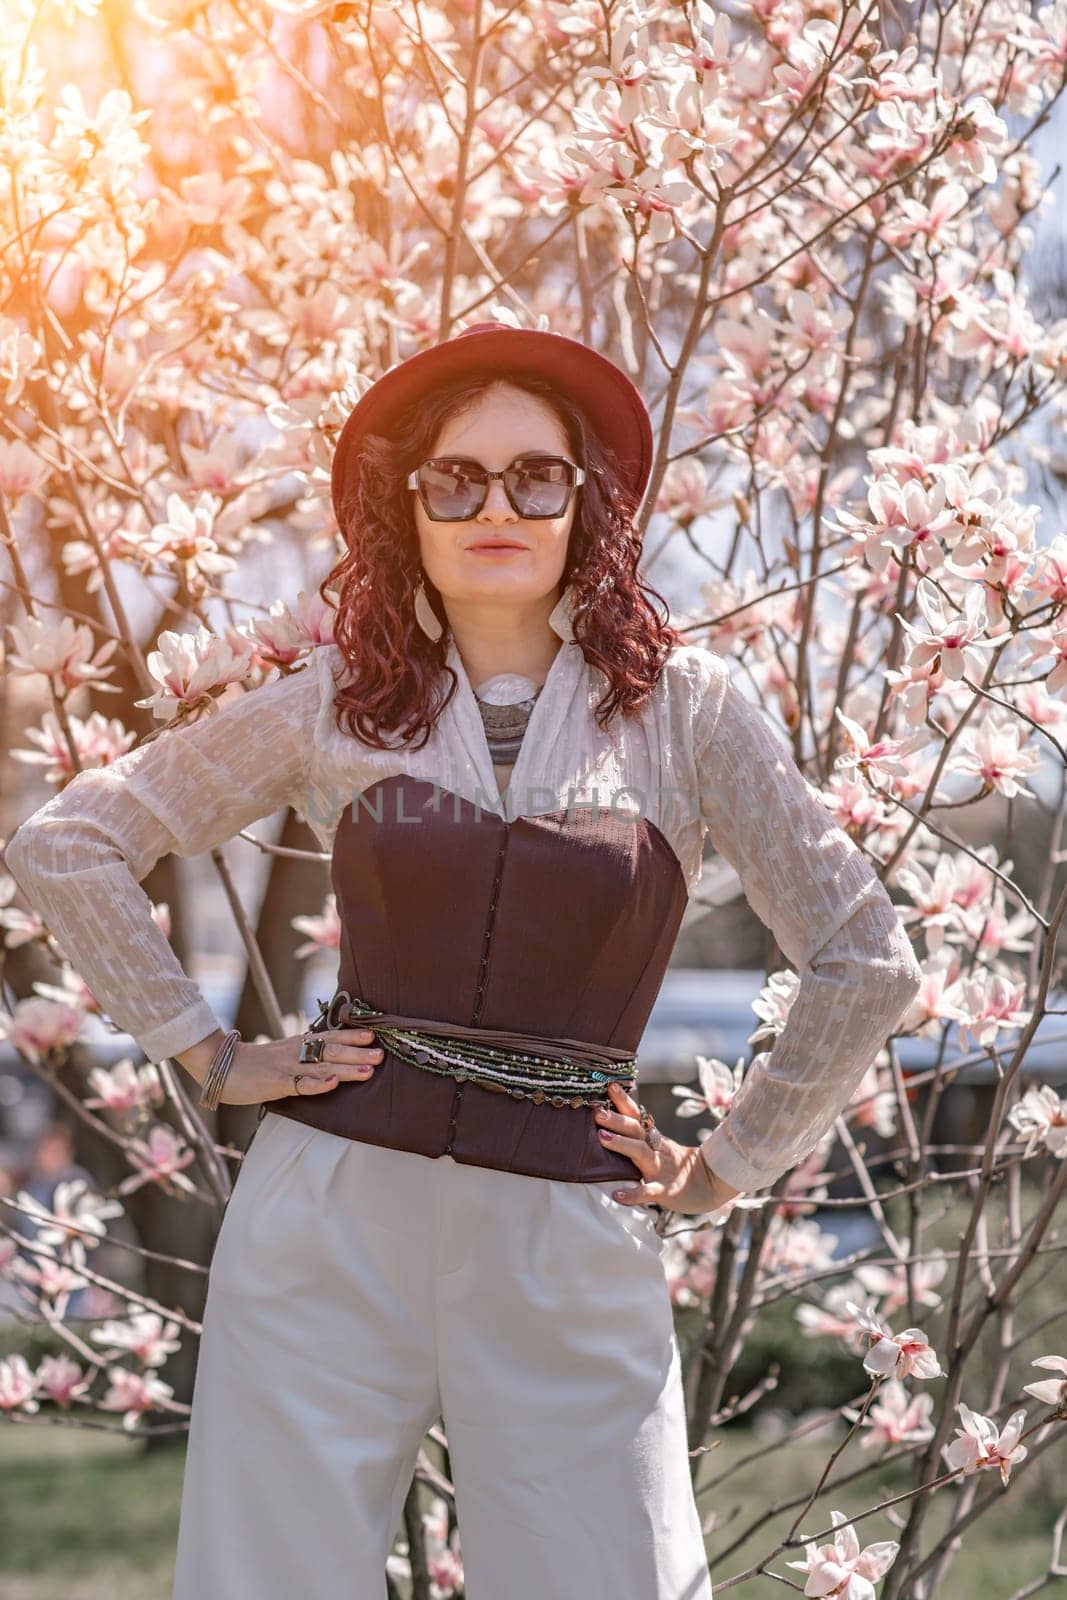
xmin=307 ymin=989 xmax=638 ymax=1109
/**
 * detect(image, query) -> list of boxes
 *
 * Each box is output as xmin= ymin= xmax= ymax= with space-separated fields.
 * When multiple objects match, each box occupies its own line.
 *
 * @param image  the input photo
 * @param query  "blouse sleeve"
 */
xmin=2 ymin=654 xmax=326 ymax=1066
xmin=692 ymin=654 xmax=923 ymax=1194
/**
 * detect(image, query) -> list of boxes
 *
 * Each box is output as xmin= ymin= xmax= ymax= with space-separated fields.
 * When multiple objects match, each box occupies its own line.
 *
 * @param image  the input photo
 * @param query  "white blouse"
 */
xmin=2 ymin=636 xmax=923 ymax=1195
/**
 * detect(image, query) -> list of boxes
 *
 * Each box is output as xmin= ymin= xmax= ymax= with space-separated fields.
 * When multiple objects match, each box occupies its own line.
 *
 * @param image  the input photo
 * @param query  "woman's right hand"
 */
xmin=215 ymin=1027 xmax=385 ymax=1106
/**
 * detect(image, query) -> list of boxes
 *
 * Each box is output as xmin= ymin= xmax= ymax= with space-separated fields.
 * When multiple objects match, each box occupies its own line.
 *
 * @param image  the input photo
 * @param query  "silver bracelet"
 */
xmin=199 ymin=1029 xmax=241 ymax=1110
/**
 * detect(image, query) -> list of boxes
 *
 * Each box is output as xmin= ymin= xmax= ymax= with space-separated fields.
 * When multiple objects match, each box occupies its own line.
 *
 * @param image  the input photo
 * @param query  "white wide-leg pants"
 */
xmin=171 ymin=1109 xmax=713 ymax=1600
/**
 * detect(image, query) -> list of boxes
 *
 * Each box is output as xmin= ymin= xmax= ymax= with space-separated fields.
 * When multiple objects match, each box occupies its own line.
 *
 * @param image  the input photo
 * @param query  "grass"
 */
xmin=0 ymin=1424 xmax=184 ymax=1600
xmin=0 ymin=1418 xmax=1059 ymax=1598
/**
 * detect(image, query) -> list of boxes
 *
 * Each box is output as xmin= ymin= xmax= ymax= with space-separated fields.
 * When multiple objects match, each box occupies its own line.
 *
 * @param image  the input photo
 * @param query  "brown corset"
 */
xmin=267 ymin=775 xmax=689 ymax=1183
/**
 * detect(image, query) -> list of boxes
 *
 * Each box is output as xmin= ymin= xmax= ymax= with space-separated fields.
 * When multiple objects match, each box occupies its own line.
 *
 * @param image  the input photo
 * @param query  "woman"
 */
xmin=4 ymin=321 xmax=923 ymax=1599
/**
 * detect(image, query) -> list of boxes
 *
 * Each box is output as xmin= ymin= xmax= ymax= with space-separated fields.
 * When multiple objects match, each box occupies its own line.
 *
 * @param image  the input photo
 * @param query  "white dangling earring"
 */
xmin=414 ymin=577 xmax=444 ymax=641
xmin=548 ymin=584 xmax=577 ymax=643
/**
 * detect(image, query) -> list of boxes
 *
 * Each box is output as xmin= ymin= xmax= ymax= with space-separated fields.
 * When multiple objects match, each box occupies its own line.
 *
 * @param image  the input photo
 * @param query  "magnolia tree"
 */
xmin=1 ymin=0 xmax=1066 ymax=1595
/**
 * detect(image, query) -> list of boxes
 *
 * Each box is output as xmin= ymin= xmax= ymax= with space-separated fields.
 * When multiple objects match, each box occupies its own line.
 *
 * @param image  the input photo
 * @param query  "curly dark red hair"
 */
xmin=317 ymin=368 xmax=681 ymax=752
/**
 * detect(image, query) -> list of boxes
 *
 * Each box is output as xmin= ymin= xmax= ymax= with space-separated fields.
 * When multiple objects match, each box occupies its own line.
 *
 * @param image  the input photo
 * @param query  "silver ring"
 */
xmin=299 ymin=1034 xmax=327 ymax=1064
xmin=638 ymin=1105 xmax=662 ymax=1150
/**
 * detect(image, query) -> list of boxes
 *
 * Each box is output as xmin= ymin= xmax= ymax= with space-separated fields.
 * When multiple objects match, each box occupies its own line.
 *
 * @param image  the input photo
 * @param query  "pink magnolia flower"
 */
xmin=135 ymin=624 xmax=253 ymax=721
xmin=694 ymin=575 xmax=780 ymax=657
xmin=100 ymin=1366 xmax=176 ymax=1431
xmin=0 ymin=896 xmax=47 ymax=950
xmin=1011 ymin=672 xmax=1067 ymax=740
xmin=1031 ymin=535 xmax=1067 ymax=611
xmin=292 ymin=588 xmax=336 ymax=647
xmin=292 ymin=895 xmax=341 ymax=958
xmin=117 ymin=1124 xmax=198 ymax=1197
xmin=1007 ymin=1085 xmax=1067 ymax=1159
xmin=954 ymin=970 xmax=1031 ymax=1052
xmin=796 ymin=1284 xmax=869 ymax=1345
xmin=944 ymin=96 xmax=1008 ymax=184
xmin=421 ymin=1495 xmax=464 ymax=1597
xmin=782 ymin=287 xmax=852 ymax=359
xmin=845 ymin=1302 xmax=942 ymax=1380
xmin=35 ymin=1354 xmax=91 ymax=1409
xmin=895 ymin=576 xmax=999 ymax=682
xmin=748 ymin=973 xmax=802 ymax=1045
xmin=834 ymin=476 xmax=956 ymax=577
xmin=951 ymin=714 xmax=1041 ymax=802
xmin=85 ymin=1059 xmax=165 ymax=1116
xmin=0 ymin=316 xmax=43 ymax=405
xmin=887 ymin=181 xmax=970 ymax=251
xmin=955 ymin=886 xmax=1039 ymax=964
xmin=882 ymin=657 xmax=943 ymax=730
xmin=179 ymin=172 xmax=254 ymax=226
xmin=896 ymin=950 xmax=970 ymax=1034
xmin=0 ymin=439 xmax=47 ymax=499
xmin=139 ymin=491 xmax=236 ymax=597
xmin=11 ymin=708 xmax=137 ymax=784
xmin=15 ymin=1177 xmax=123 ymax=1252
xmin=244 ymin=602 xmax=313 ymax=668
xmin=852 ymin=1252 xmax=947 ymax=1319
xmin=831 ymin=707 xmax=932 ymax=789
xmin=943 ymin=1402 xmax=1028 ymax=1485
xmin=786 ymin=1508 xmax=899 ymax=1599
xmin=12 ymin=1241 xmax=90 ymax=1308
xmin=33 ymin=967 xmax=103 ymax=1017
xmin=583 ymin=15 xmax=653 ymax=119
xmin=1022 ymin=1355 xmax=1067 ymax=1409
xmin=5 ymin=615 xmax=119 ymax=695
xmin=1015 ymin=623 xmax=1067 ymax=690
xmin=0 ymin=1354 xmax=40 ymax=1414
xmin=182 ymin=430 xmax=254 ymax=494
xmin=50 ymin=84 xmax=149 ymax=176
xmin=671 ymin=1054 xmax=742 ymax=1121
xmin=655 ymin=458 xmax=731 ymax=527
xmin=765 ymin=1216 xmax=841 ymax=1279
xmin=655 ymin=73 xmax=741 ymax=172
xmin=825 ymin=774 xmax=889 ymax=838
xmin=847 ymin=1063 xmax=898 ymax=1140
xmin=0 ymin=996 xmax=85 ymax=1062
xmin=843 ymin=1377 xmax=935 ymax=1449
xmin=90 ymin=1310 xmax=182 ymax=1367
xmin=661 ymin=1231 xmax=722 ymax=1309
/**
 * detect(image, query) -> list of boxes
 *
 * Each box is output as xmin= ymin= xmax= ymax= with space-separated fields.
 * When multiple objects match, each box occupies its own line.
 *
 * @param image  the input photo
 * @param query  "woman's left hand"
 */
xmin=596 ymin=1081 xmax=742 ymax=1217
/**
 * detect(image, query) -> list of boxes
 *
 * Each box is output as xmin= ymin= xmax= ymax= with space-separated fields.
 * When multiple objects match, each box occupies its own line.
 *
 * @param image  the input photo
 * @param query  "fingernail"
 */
xmin=599 ymin=1128 xmax=612 ymax=1139
xmin=613 ymin=1191 xmax=627 ymax=1201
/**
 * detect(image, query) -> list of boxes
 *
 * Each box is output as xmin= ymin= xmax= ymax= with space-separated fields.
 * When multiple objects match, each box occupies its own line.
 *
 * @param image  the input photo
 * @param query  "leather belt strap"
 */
xmin=308 ymin=989 xmax=638 ymax=1108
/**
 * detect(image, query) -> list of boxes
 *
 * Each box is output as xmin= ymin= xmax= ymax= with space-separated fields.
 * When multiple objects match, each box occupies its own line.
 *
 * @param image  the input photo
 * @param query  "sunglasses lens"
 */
xmin=417 ymin=457 xmax=576 ymax=519
xmin=507 ymin=459 xmax=573 ymax=517
xmin=419 ymin=460 xmax=484 ymax=519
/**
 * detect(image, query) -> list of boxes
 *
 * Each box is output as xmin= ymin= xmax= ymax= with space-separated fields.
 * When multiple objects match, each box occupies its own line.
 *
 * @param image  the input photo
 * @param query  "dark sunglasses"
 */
xmin=406 ymin=453 xmax=585 ymax=521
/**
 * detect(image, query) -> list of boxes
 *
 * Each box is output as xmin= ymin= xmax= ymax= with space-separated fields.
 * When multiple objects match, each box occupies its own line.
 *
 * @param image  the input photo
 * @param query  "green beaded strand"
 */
xmin=334 ymin=996 xmax=637 ymax=1110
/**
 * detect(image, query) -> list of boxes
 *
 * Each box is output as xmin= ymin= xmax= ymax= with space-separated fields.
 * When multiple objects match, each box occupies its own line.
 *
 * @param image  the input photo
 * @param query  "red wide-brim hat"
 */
xmin=330 ymin=320 xmax=654 ymax=527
